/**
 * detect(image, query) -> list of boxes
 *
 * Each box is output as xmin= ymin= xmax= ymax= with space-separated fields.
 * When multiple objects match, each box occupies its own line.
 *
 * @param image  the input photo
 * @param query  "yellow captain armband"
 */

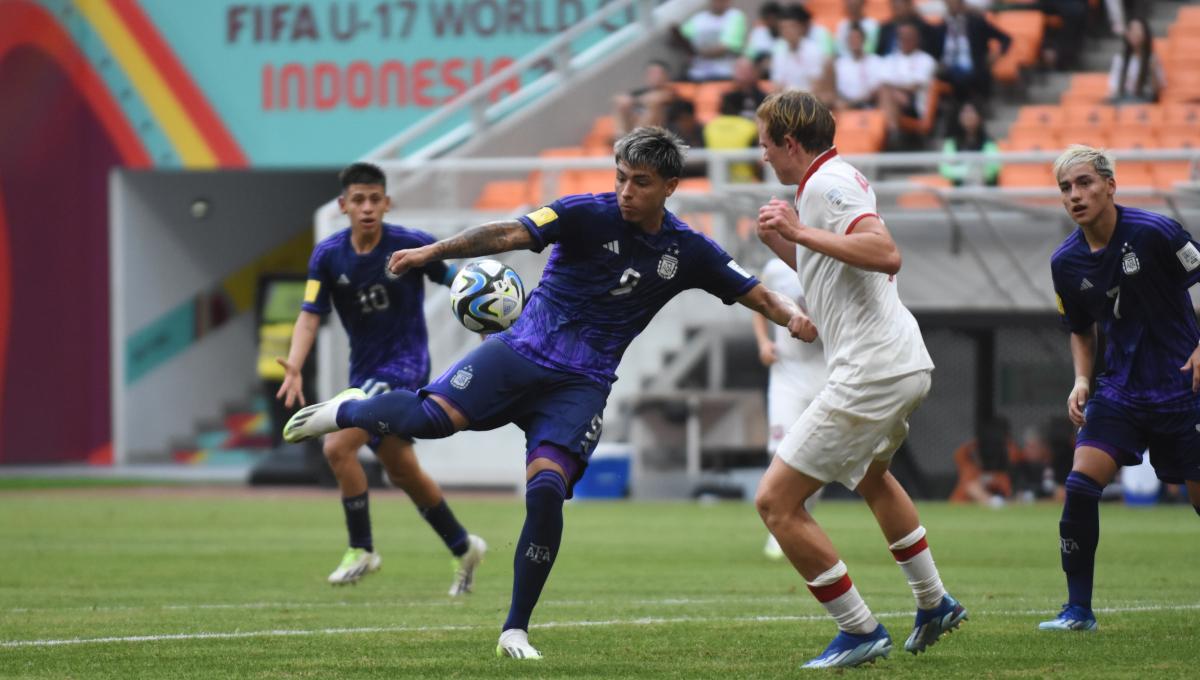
xmin=525 ymin=206 xmax=558 ymax=228
xmin=303 ymin=279 xmax=321 ymax=304
xmin=1055 ymin=293 xmax=1064 ymax=315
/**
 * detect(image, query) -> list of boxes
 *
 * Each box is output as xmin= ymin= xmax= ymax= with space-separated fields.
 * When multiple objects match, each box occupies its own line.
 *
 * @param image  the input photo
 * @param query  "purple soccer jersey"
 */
xmin=504 ymin=192 xmax=758 ymax=385
xmin=303 ymin=224 xmax=452 ymax=388
xmin=1051 ymin=205 xmax=1200 ymax=411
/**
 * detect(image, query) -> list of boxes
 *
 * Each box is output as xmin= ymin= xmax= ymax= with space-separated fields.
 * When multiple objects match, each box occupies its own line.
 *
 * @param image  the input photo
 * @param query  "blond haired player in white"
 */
xmin=752 ymin=256 xmax=828 ymax=560
xmin=752 ymin=90 xmax=966 ymax=669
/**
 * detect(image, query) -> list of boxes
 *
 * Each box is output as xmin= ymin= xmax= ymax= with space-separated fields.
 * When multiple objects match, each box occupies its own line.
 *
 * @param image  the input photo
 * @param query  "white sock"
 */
xmin=889 ymin=526 xmax=946 ymax=610
xmin=806 ymin=560 xmax=878 ymax=635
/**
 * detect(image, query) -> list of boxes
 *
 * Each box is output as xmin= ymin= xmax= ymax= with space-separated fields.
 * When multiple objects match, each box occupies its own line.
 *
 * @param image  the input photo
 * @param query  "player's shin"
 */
xmin=503 ymin=470 xmax=567 ymax=632
xmin=1060 ymin=471 xmax=1103 ymax=609
xmin=806 ymin=561 xmax=879 ymax=634
xmin=889 ymin=526 xmax=946 ymax=609
xmin=336 ymin=391 xmax=457 ymax=439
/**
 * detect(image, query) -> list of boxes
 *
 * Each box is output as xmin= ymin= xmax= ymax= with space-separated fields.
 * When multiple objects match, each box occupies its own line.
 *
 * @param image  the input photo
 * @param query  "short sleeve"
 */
xmin=1051 ymin=261 xmax=1092 ymax=334
xmin=1154 ymin=219 xmax=1200 ymax=288
xmin=516 ymin=194 xmax=593 ymax=253
xmin=692 ymin=236 xmax=759 ymax=304
xmin=805 ymin=173 xmax=878 ymax=236
xmin=301 ymin=247 xmax=331 ymax=316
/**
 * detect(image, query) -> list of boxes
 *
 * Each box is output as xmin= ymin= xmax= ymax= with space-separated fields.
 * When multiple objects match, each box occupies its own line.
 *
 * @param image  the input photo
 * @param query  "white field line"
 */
xmin=3 ymin=602 xmax=1199 ymax=649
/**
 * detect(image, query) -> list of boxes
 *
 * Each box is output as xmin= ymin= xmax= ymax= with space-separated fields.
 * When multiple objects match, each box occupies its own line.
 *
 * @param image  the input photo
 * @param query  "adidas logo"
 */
xmin=337 ymin=274 xmax=351 ymax=286
xmin=1079 ymin=278 xmax=1093 ymax=291
xmin=603 ymin=240 xmax=620 ymax=254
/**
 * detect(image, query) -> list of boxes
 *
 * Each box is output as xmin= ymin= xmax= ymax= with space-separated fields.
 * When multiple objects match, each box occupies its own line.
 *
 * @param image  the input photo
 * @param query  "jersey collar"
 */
xmin=797 ymin=146 xmax=838 ymax=198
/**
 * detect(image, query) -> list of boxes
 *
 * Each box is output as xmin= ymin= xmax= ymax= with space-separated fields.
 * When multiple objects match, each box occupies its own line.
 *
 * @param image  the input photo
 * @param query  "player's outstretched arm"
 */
xmin=758 ymin=199 xmax=901 ymax=275
xmin=1067 ymin=326 xmax=1097 ymax=426
xmin=738 ymin=284 xmax=817 ymax=343
xmin=276 ymin=310 xmax=320 ymax=408
xmin=388 ymin=220 xmax=536 ymax=277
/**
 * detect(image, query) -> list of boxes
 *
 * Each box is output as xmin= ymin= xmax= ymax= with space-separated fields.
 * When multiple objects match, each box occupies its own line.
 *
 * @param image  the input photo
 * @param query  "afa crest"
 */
xmin=657 ymin=247 xmax=680 ymax=280
xmin=450 ymin=365 xmax=474 ymax=390
xmin=1121 ymin=243 xmax=1140 ymax=276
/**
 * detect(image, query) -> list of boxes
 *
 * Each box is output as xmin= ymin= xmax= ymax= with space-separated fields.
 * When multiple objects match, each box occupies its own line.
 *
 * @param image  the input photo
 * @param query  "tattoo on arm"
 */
xmin=432 ymin=220 xmax=535 ymax=259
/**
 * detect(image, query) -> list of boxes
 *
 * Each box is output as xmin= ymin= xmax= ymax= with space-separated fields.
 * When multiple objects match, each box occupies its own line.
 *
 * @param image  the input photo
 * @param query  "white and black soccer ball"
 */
xmin=449 ymin=259 xmax=525 ymax=333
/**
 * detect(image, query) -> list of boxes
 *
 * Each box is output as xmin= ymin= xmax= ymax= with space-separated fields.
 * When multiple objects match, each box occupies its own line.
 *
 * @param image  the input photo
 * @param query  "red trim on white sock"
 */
xmin=807 ymin=573 xmax=853 ymax=602
xmin=891 ymin=536 xmax=929 ymax=562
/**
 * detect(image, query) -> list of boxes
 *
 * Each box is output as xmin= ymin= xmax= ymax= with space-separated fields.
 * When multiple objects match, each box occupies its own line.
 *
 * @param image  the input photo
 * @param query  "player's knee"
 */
xmin=322 ymin=440 xmax=357 ymax=466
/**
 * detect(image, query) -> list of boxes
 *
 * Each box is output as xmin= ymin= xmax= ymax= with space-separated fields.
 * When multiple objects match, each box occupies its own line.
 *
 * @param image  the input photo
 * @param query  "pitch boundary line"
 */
xmin=4 ymin=603 xmax=1199 ymax=649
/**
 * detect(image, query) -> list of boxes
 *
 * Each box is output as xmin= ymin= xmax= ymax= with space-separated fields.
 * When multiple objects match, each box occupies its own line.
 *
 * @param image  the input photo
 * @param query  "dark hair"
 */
xmin=756 ymin=90 xmax=836 ymax=153
xmin=781 ymin=4 xmax=811 ymax=24
xmin=339 ymin=162 xmax=386 ymax=191
xmin=1119 ymin=17 xmax=1154 ymax=100
xmin=759 ymin=1 xmax=783 ymax=18
xmin=846 ymin=21 xmax=866 ymax=39
xmin=614 ymin=126 xmax=687 ymax=179
xmin=950 ymin=101 xmax=989 ymax=150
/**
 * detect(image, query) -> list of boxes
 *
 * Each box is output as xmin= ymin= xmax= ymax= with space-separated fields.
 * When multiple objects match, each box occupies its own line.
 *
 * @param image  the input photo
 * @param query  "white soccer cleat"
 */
xmin=449 ymin=534 xmax=487 ymax=596
xmin=495 ymin=628 xmax=543 ymax=660
xmin=763 ymin=533 xmax=785 ymax=561
xmin=327 ymin=547 xmax=382 ymax=585
xmin=283 ymin=388 xmax=366 ymax=443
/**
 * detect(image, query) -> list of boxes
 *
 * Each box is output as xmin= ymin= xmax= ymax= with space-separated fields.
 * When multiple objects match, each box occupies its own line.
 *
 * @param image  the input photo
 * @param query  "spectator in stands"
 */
xmin=950 ymin=416 xmax=1020 ymax=506
xmin=722 ymin=57 xmax=770 ymax=119
xmin=675 ymin=0 xmax=749 ymax=81
xmin=746 ymin=1 xmax=784 ymax=62
xmin=876 ymin=0 xmax=938 ymax=57
xmin=703 ymin=96 xmax=761 ymax=182
xmin=835 ymin=0 xmax=880 ymax=56
xmin=932 ymin=0 xmax=1011 ymax=108
xmin=833 ymin=23 xmax=883 ymax=110
xmin=878 ymin=22 xmax=938 ymax=134
xmin=938 ymin=102 xmax=1000 ymax=186
xmin=1038 ymin=0 xmax=1088 ymax=70
xmin=612 ymin=60 xmax=676 ymax=138
xmin=666 ymin=99 xmax=707 ymax=150
xmin=769 ymin=5 xmax=832 ymax=99
xmin=1108 ymin=16 xmax=1165 ymax=104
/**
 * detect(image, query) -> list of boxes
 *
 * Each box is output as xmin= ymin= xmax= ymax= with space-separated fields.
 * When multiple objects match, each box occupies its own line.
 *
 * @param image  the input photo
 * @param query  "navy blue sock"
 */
xmin=418 ymin=500 xmax=469 ymax=556
xmin=1193 ymin=505 xmax=1200 ymax=518
xmin=503 ymin=470 xmax=567 ymax=632
xmin=1060 ymin=471 xmax=1103 ymax=609
xmin=342 ymin=492 xmax=373 ymax=551
xmin=336 ymin=391 xmax=456 ymax=439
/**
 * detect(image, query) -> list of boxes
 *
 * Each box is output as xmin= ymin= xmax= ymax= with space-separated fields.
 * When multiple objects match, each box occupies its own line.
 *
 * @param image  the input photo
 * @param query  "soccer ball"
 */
xmin=449 ymin=259 xmax=525 ymax=333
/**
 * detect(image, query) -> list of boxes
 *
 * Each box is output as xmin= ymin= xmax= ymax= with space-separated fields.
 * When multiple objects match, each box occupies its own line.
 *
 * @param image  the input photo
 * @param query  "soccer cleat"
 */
xmin=1038 ymin=603 xmax=1098 ymax=631
xmin=801 ymin=624 xmax=891 ymax=669
xmin=327 ymin=547 xmax=381 ymax=585
xmin=904 ymin=593 xmax=968 ymax=653
xmin=448 ymin=534 xmax=487 ymax=596
xmin=764 ymin=533 xmax=785 ymax=561
xmin=495 ymin=628 xmax=543 ymax=660
xmin=283 ymin=388 xmax=366 ymax=443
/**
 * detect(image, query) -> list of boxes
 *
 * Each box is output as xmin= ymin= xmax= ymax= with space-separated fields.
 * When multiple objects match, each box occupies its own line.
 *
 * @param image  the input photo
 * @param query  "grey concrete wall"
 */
xmin=111 ymin=170 xmax=334 ymax=461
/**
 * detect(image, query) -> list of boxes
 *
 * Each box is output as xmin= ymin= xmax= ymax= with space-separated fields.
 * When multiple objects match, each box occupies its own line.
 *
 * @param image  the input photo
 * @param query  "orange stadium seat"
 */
xmin=1061 ymin=73 xmax=1110 ymax=104
xmin=1062 ymin=104 xmax=1117 ymax=128
xmin=583 ymin=116 xmax=616 ymax=152
xmin=1115 ymin=161 xmax=1155 ymax=188
xmin=474 ymin=180 xmax=531 ymax=212
xmin=1108 ymin=129 xmax=1158 ymax=151
xmin=1177 ymin=6 xmax=1200 ymax=26
xmin=559 ymin=169 xmax=615 ymax=196
xmin=1163 ymin=103 xmax=1200 ymax=128
xmin=1114 ymin=104 xmax=1164 ymax=130
xmin=670 ymin=82 xmax=698 ymax=102
xmin=693 ymin=82 xmax=727 ymax=123
xmin=1005 ymin=127 xmax=1061 ymax=151
xmin=1061 ymin=128 xmax=1111 ymax=148
xmin=999 ymin=163 xmax=1054 ymax=188
xmin=529 ymin=146 xmax=584 ymax=204
xmin=1158 ymin=128 xmax=1200 ymax=151
xmin=1152 ymin=162 xmax=1195 ymax=189
xmin=835 ymin=109 xmax=887 ymax=153
xmin=898 ymin=82 xmax=949 ymax=137
xmin=898 ymin=174 xmax=951 ymax=210
xmin=675 ymin=177 xmax=712 ymax=193
xmin=1160 ymin=70 xmax=1200 ymax=102
xmin=1015 ymin=105 xmax=1066 ymax=130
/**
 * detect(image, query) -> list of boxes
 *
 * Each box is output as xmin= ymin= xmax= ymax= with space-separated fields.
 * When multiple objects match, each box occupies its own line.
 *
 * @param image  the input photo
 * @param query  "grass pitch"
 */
xmin=1 ymin=486 xmax=1197 ymax=678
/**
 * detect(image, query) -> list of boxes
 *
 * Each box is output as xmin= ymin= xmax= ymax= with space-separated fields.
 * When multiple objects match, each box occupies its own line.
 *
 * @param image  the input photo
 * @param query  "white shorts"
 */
xmin=767 ymin=370 xmax=821 ymax=454
xmin=776 ymin=370 xmax=931 ymax=489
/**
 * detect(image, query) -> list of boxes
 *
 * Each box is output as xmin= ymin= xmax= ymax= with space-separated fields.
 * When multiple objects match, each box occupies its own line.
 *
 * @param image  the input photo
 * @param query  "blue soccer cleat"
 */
xmin=1038 ymin=603 xmax=1098 ymax=631
xmin=904 ymin=593 xmax=968 ymax=653
xmin=801 ymin=624 xmax=892 ymax=669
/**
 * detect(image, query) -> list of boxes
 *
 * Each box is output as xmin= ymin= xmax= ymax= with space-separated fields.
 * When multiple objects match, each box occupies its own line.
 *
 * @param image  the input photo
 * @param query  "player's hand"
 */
xmin=757 ymin=340 xmax=778 ymax=366
xmin=1180 ymin=343 xmax=1200 ymax=392
xmin=387 ymin=247 xmax=432 ymax=277
xmin=758 ymin=199 xmax=804 ymax=243
xmin=1067 ymin=376 xmax=1089 ymax=427
xmin=275 ymin=358 xmax=306 ymax=408
xmin=788 ymin=313 xmax=818 ymax=343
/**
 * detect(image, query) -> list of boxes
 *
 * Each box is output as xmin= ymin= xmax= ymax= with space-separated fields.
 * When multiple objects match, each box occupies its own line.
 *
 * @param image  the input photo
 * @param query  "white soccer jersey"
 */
xmin=792 ymin=149 xmax=933 ymax=384
xmin=760 ymin=257 xmax=826 ymax=377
